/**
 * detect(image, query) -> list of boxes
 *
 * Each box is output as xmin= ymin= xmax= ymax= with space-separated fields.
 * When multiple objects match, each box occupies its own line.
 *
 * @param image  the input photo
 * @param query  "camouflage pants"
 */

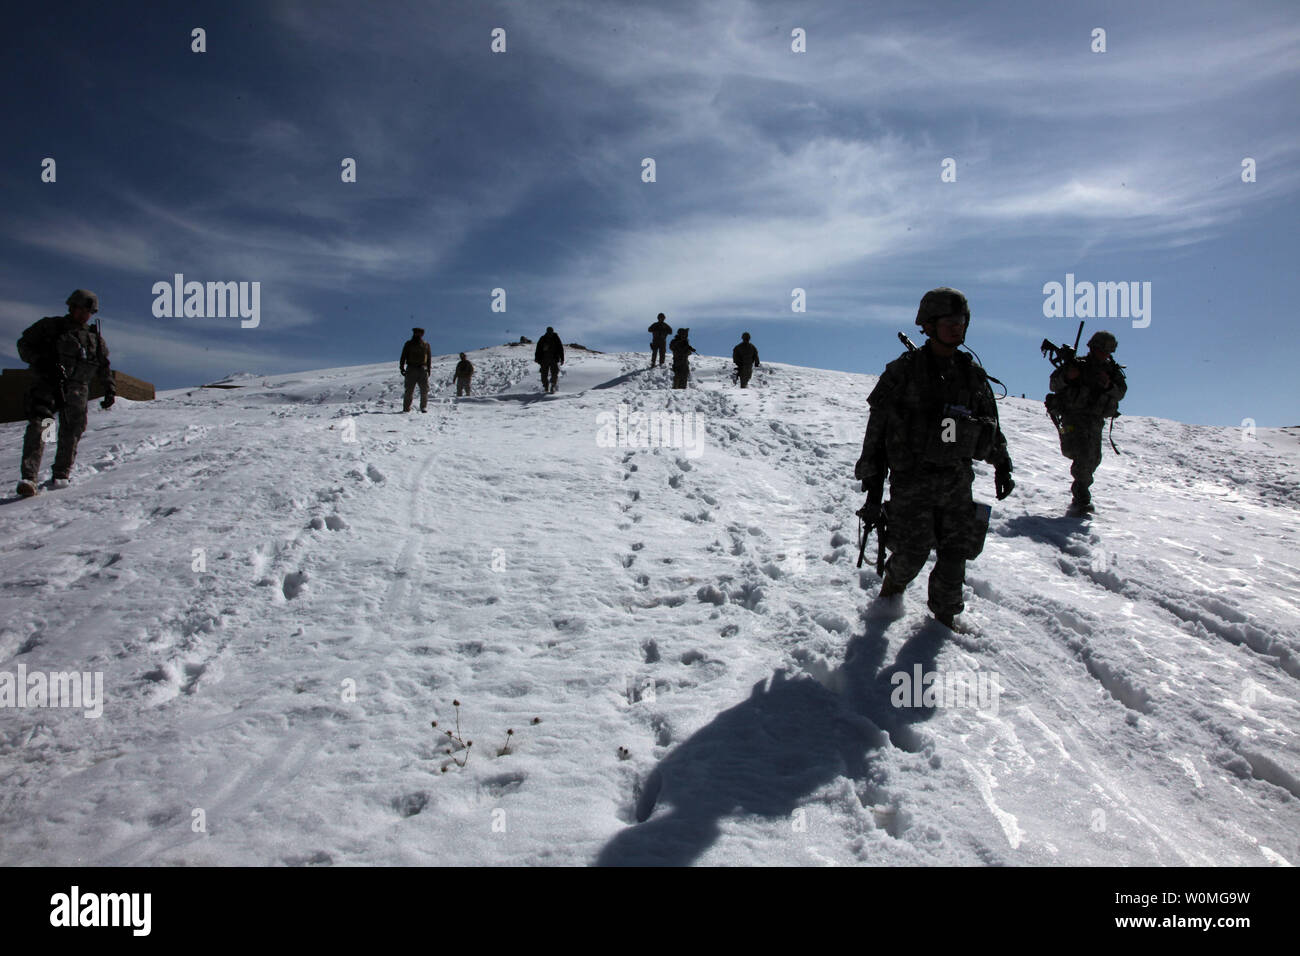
xmin=21 ymin=382 xmax=89 ymax=481
xmin=736 ymin=364 xmax=753 ymax=388
xmin=672 ymin=365 xmax=689 ymax=389
xmin=540 ymin=362 xmax=559 ymax=390
xmin=651 ymin=344 xmax=666 ymax=366
xmin=403 ymin=369 xmax=429 ymax=411
xmin=1059 ymin=416 xmax=1104 ymax=505
xmin=884 ymin=464 xmax=976 ymax=618
xmin=455 ymin=377 xmax=471 ymax=397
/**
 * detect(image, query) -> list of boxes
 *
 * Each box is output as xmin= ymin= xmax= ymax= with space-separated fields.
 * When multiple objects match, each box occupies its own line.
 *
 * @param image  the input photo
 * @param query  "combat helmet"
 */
xmin=915 ymin=287 xmax=969 ymax=330
xmin=1087 ymin=330 xmax=1118 ymax=354
xmin=67 ymin=289 xmax=99 ymax=312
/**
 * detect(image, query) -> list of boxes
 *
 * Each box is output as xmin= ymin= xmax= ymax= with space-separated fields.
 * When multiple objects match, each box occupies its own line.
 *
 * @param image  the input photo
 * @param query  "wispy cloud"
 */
xmin=1 ymin=0 xmax=1295 ymax=423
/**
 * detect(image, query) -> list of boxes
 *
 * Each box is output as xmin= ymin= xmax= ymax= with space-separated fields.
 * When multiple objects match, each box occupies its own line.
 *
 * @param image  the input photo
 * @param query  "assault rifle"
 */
xmin=1041 ymin=321 xmax=1085 ymax=369
xmin=855 ymin=497 xmax=889 ymax=576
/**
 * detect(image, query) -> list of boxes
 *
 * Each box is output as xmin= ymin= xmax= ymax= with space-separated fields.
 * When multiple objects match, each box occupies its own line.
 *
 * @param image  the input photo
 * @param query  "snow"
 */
xmin=0 ymin=344 xmax=1296 ymax=866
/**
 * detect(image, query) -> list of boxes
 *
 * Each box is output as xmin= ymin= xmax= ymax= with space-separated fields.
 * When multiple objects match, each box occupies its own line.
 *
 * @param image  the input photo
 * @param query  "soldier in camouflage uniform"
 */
xmin=535 ymin=327 xmax=564 ymax=393
xmin=399 ymin=327 xmax=432 ymax=412
xmin=731 ymin=332 xmax=760 ymax=388
xmin=854 ymin=288 xmax=1015 ymax=629
xmin=15 ymin=290 xmax=115 ymax=497
xmin=1050 ymin=330 xmax=1126 ymax=516
xmin=669 ymin=328 xmax=696 ymax=390
xmin=648 ymin=313 xmax=672 ymax=368
xmin=452 ymin=352 xmax=475 ymax=397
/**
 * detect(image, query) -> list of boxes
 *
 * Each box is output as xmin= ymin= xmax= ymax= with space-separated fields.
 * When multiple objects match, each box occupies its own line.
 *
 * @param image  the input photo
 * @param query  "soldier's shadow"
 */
xmin=455 ymin=391 xmax=561 ymax=405
xmin=997 ymin=514 xmax=1091 ymax=554
xmin=594 ymin=613 xmax=946 ymax=866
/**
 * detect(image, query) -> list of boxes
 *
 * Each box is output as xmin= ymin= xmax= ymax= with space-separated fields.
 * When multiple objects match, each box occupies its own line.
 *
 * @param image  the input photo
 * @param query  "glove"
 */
xmin=101 ymin=393 xmax=115 ymax=410
xmin=994 ymin=462 xmax=1015 ymax=500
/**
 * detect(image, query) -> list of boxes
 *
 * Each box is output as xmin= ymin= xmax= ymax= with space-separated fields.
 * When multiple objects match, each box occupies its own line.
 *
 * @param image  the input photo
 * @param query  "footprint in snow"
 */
xmin=283 ymin=851 xmax=334 ymax=866
xmin=391 ymin=792 xmax=430 ymax=818
xmin=282 ymin=571 xmax=308 ymax=599
xmin=308 ymin=515 xmax=349 ymax=531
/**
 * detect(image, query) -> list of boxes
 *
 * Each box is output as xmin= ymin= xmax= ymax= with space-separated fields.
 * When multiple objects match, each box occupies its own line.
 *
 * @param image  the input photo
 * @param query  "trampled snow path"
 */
xmin=0 ymin=345 xmax=1296 ymax=866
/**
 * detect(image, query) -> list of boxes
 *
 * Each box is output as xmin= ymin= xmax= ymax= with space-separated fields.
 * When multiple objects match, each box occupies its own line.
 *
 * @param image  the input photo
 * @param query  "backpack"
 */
xmin=16 ymin=317 xmax=60 ymax=366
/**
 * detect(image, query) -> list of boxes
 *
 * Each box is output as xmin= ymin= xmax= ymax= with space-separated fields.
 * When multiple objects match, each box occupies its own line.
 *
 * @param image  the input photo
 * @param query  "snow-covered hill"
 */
xmin=1 ymin=344 xmax=1296 ymax=866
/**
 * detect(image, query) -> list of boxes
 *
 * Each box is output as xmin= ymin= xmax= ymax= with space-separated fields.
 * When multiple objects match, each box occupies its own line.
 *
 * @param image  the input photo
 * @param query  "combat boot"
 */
xmin=16 ymin=479 xmax=38 ymax=498
xmin=867 ymin=573 xmax=906 ymax=620
xmin=879 ymin=572 xmax=905 ymax=598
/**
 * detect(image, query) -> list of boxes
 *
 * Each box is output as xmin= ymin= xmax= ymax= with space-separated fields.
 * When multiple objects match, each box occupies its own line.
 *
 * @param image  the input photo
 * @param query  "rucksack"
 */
xmin=16 ymin=317 xmax=60 ymax=366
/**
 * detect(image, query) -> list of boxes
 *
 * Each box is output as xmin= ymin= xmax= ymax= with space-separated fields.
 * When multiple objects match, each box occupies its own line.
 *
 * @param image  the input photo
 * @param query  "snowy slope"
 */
xmin=0 ymin=344 xmax=1296 ymax=866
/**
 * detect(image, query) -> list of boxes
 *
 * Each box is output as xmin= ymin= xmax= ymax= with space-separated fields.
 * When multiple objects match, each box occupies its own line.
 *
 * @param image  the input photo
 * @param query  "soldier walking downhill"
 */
xmin=535 ymin=327 xmax=564 ymax=393
xmin=399 ymin=327 xmax=432 ymax=413
xmin=15 ymin=290 xmax=115 ymax=497
xmin=648 ymin=313 xmax=672 ymax=368
xmin=669 ymin=328 xmax=696 ymax=390
xmin=732 ymin=332 xmax=760 ymax=388
xmin=1050 ymin=330 xmax=1127 ymax=516
xmin=854 ymin=288 xmax=1015 ymax=630
xmin=452 ymin=352 xmax=475 ymax=397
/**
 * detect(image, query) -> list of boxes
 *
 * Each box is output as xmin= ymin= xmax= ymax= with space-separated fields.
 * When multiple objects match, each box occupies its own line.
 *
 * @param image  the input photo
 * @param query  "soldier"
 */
xmin=452 ymin=352 xmax=475 ymax=397
xmin=1050 ymin=330 xmax=1126 ymax=516
xmin=535 ymin=327 xmax=564 ymax=393
xmin=854 ymin=288 xmax=1015 ymax=630
xmin=669 ymin=328 xmax=696 ymax=390
xmin=648 ymin=313 xmax=672 ymax=368
xmin=399 ymin=327 xmax=431 ymax=413
xmin=14 ymin=289 xmax=115 ymax=497
xmin=731 ymin=332 xmax=760 ymax=388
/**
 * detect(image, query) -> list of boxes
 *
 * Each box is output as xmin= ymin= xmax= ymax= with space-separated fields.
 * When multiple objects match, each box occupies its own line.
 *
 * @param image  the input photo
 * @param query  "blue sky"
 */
xmin=2 ymin=0 xmax=1297 ymax=425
